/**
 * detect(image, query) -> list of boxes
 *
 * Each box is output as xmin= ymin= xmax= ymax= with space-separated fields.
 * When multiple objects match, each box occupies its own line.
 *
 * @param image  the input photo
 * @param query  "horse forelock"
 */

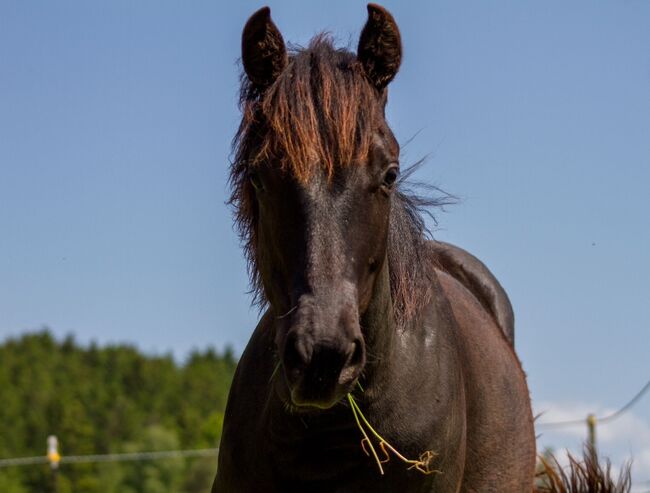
xmin=237 ymin=34 xmax=380 ymax=182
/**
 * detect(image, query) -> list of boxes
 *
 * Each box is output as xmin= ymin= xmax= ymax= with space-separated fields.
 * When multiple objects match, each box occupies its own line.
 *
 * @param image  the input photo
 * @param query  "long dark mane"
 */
xmin=230 ymin=35 xmax=450 ymax=325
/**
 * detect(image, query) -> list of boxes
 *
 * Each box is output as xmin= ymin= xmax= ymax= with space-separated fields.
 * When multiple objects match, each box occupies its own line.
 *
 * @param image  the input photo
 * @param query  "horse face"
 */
xmin=254 ymin=133 xmax=399 ymax=409
xmin=240 ymin=4 xmax=402 ymax=410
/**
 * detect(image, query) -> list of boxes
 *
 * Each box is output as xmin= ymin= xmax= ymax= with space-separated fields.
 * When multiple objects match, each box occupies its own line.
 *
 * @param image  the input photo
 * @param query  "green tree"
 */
xmin=0 ymin=330 xmax=236 ymax=492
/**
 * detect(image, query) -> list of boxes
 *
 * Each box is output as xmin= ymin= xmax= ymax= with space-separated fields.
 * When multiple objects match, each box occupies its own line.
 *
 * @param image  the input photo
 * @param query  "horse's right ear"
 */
xmin=241 ymin=7 xmax=287 ymax=90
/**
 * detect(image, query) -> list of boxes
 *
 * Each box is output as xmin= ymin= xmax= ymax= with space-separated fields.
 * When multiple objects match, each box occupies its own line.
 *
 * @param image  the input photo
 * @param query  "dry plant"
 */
xmin=534 ymin=445 xmax=631 ymax=493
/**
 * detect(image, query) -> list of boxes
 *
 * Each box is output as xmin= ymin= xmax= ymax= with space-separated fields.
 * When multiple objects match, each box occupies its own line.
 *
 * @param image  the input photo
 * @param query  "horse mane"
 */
xmin=230 ymin=35 xmax=451 ymax=326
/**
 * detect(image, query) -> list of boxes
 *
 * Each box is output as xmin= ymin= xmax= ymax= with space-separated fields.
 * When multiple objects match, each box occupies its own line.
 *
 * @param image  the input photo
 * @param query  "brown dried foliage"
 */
xmin=534 ymin=446 xmax=631 ymax=493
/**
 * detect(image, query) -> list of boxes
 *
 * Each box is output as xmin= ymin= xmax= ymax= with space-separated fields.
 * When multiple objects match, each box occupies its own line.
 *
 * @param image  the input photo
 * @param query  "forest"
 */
xmin=0 ymin=330 xmax=237 ymax=493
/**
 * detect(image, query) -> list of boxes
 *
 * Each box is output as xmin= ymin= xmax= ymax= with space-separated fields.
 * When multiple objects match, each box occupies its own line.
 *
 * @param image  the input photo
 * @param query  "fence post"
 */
xmin=47 ymin=435 xmax=60 ymax=493
xmin=586 ymin=414 xmax=597 ymax=453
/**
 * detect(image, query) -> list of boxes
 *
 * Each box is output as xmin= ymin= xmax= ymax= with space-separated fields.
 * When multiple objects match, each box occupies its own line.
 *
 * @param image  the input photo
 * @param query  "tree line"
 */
xmin=0 ymin=330 xmax=237 ymax=493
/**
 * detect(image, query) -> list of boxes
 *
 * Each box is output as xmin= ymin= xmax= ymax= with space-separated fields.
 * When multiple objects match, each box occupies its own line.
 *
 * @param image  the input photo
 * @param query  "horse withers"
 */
xmin=214 ymin=4 xmax=535 ymax=492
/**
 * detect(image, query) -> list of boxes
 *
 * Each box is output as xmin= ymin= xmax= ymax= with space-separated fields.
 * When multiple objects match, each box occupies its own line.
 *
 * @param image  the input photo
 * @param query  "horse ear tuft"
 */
xmin=357 ymin=4 xmax=402 ymax=90
xmin=241 ymin=7 xmax=287 ymax=90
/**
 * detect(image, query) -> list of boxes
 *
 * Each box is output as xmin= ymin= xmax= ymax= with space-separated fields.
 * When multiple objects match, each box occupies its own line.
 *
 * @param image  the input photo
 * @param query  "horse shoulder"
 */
xmin=214 ymin=311 xmax=278 ymax=493
xmin=429 ymin=240 xmax=515 ymax=345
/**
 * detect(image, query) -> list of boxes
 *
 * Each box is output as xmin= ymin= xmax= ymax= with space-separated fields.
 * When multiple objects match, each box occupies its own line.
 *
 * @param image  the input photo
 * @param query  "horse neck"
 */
xmin=359 ymin=249 xmax=443 ymax=403
xmin=358 ymin=256 xmax=400 ymax=391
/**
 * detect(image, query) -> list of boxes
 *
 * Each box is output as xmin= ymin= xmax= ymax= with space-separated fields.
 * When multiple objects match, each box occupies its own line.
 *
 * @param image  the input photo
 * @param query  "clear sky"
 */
xmin=1 ymin=0 xmax=649 ymax=486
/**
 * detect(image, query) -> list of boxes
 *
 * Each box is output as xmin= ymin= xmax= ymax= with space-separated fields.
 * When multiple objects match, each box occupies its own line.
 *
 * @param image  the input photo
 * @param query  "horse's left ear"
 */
xmin=357 ymin=4 xmax=402 ymax=90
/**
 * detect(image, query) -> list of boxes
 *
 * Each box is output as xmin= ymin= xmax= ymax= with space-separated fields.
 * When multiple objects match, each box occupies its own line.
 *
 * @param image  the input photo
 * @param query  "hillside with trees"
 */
xmin=0 ymin=330 xmax=236 ymax=493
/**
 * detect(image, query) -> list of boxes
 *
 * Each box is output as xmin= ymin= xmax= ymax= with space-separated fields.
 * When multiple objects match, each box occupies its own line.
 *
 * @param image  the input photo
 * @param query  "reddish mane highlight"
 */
xmin=238 ymin=35 xmax=380 ymax=182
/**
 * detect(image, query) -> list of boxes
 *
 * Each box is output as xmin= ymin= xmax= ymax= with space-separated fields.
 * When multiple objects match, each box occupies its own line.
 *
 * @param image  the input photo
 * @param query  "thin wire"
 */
xmin=537 ymin=378 xmax=650 ymax=428
xmin=0 ymin=456 xmax=49 ymax=467
xmin=536 ymin=416 xmax=590 ymax=429
xmin=600 ymin=379 xmax=650 ymax=423
xmin=2 ymin=382 xmax=648 ymax=467
xmin=0 ymin=447 xmax=218 ymax=469
xmin=62 ymin=447 xmax=218 ymax=464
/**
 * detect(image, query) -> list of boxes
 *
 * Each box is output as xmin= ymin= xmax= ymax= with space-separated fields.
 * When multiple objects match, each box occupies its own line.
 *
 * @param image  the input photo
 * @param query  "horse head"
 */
xmin=234 ymin=5 xmax=402 ymax=410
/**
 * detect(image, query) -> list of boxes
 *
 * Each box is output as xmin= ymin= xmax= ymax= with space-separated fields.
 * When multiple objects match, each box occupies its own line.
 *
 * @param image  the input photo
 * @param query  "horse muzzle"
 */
xmin=277 ymin=296 xmax=366 ymax=409
xmin=284 ymin=334 xmax=364 ymax=409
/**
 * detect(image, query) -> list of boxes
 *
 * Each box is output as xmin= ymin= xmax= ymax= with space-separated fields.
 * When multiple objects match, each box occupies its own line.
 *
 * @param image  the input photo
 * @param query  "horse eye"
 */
xmin=382 ymin=166 xmax=399 ymax=188
xmin=249 ymin=171 xmax=264 ymax=192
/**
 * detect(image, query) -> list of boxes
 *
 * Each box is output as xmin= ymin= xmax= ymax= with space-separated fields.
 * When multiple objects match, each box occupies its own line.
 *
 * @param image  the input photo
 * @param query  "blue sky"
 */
xmin=1 ymin=0 xmax=649 ymax=485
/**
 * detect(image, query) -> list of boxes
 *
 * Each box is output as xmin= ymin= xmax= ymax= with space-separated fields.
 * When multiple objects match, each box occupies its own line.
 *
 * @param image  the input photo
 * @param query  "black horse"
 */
xmin=214 ymin=4 xmax=535 ymax=491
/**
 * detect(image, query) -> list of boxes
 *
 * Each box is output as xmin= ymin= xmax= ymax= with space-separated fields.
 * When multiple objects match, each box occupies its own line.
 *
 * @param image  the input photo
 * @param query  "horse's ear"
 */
xmin=357 ymin=4 xmax=402 ymax=90
xmin=241 ymin=7 xmax=287 ymax=90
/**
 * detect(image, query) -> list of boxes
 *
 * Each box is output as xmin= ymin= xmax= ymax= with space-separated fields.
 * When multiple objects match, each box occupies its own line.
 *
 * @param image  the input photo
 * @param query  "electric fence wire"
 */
xmin=0 ymin=447 xmax=218 ymax=469
xmin=1 ymin=378 xmax=648 ymax=491
xmin=536 ymin=378 xmax=650 ymax=428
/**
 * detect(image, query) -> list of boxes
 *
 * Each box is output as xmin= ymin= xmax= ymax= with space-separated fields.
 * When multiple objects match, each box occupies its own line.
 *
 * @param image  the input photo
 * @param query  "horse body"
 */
xmin=214 ymin=4 xmax=535 ymax=491
xmin=215 ymin=242 xmax=534 ymax=492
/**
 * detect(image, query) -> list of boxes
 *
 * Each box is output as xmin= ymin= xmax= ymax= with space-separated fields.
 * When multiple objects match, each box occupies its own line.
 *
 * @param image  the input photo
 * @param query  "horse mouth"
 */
xmin=289 ymin=388 xmax=345 ymax=411
xmin=276 ymin=370 xmax=357 ymax=413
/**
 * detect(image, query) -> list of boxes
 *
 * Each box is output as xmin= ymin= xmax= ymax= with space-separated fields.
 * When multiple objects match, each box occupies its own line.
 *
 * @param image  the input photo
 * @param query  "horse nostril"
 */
xmin=349 ymin=338 xmax=364 ymax=367
xmin=337 ymin=338 xmax=364 ymax=387
xmin=283 ymin=333 xmax=312 ymax=378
